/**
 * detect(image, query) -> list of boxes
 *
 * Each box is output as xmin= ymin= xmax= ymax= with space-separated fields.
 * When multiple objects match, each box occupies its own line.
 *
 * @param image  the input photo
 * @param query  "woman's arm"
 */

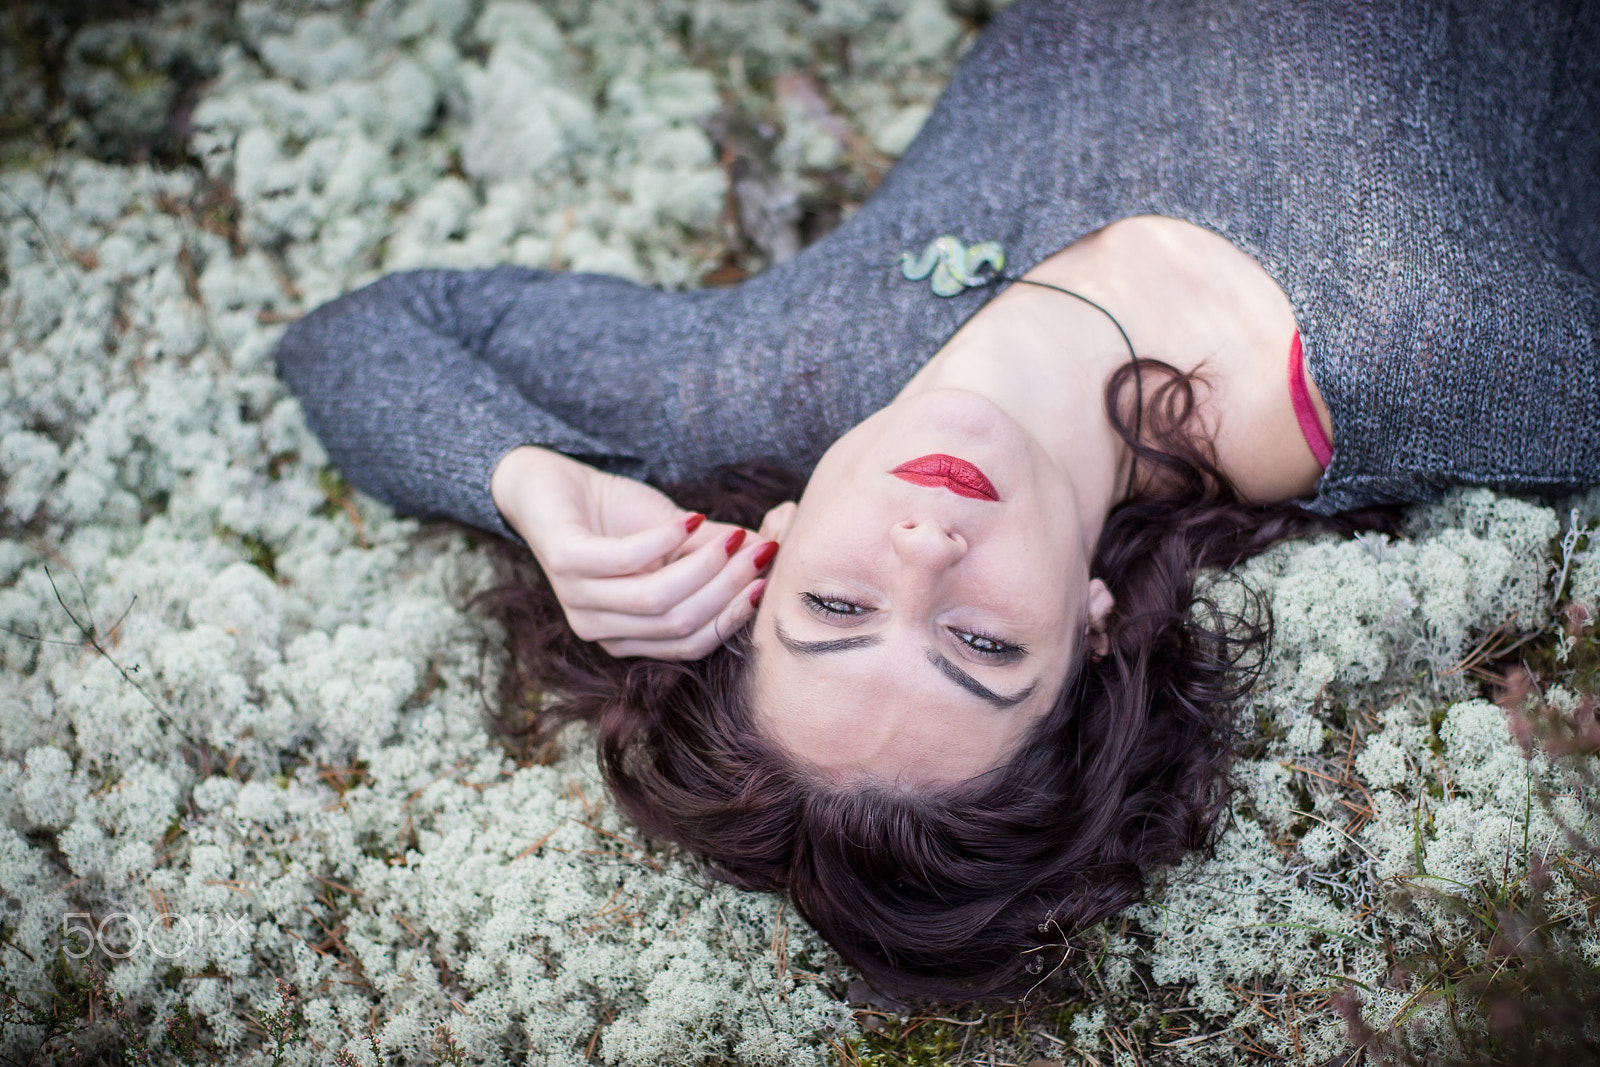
xmin=276 ymin=269 xmax=780 ymax=658
xmin=274 ymin=267 xmax=636 ymax=540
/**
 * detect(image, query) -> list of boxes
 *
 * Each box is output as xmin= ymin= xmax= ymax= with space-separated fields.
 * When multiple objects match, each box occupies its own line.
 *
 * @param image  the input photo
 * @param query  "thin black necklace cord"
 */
xmin=993 ymin=273 xmax=1144 ymax=501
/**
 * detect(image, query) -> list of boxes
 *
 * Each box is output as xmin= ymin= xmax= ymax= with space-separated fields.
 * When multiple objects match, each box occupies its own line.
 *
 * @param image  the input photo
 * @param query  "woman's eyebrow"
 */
xmin=773 ymin=620 xmax=883 ymax=656
xmin=773 ymin=621 xmax=1036 ymax=710
xmin=924 ymin=650 xmax=1037 ymax=709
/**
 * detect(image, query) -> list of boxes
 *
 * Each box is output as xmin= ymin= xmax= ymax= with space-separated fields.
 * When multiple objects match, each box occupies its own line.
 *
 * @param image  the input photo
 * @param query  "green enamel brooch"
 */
xmin=899 ymin=235 xmax=1005 ymax=296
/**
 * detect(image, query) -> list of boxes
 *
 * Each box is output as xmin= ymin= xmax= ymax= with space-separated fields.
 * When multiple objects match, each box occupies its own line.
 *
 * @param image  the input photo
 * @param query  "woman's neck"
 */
xmin=896 ymin=277 xmax=1135 ymax=549
xmin=900 ymin=216 xmax=1329 ymax=506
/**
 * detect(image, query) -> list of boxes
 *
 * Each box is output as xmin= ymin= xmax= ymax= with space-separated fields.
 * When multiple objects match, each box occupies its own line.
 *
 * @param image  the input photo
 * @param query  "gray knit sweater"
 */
xmin=277 ymin=0 xmax=1600 ymax=537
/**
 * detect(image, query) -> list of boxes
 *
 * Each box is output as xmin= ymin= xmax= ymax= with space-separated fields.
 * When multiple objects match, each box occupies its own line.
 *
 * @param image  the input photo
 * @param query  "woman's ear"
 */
xmin=1085 ymin=578 xmax=1115 ymax=660
xmin=758 ymin=500 xmax=799 ymax=541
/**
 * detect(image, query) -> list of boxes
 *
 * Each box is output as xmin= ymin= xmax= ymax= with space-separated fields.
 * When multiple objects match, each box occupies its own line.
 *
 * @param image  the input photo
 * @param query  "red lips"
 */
xmin=891 ymin=454 xmax=1000 ymax=501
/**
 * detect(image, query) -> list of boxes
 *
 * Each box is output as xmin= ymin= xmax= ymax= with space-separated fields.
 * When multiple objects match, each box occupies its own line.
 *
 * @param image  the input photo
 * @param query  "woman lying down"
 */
xmin=276 ymin=0 xmax=1600 ymax=1000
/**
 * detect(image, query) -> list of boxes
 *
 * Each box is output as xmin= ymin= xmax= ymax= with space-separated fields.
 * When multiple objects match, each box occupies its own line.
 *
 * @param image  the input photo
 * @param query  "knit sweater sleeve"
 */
xmin=274 ymin=268 xmax=637 ymax=539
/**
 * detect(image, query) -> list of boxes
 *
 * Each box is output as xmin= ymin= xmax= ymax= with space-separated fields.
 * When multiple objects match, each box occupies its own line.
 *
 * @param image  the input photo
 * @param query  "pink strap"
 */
xmin=1288 ymin=331 xmax=1333 ymax=470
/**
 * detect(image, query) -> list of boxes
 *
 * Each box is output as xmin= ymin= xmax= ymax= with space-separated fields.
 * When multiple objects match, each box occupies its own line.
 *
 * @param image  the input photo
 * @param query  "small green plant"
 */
xmin=257 ymin=979 xmax=305 ymax=1067
xmin=83 ymin=962 xmax=154 ymax=1065
xmin=433 ymin=1022 xmax=468 ymax=1066
xmin=0 ymin=946 xmax=103 ymax=1062
xmin=317 ymin=467 xmax=369 ymax=546
xmin=162 ymin=1000 xmax=203 ymax=1065
xmin=0 ymin=981 xmax=57 ymax=1047
xmin=329 ymin=1028 xmax=389 ymax=1067
xmin=846 ymin=1015 xmax=971 ymax=1067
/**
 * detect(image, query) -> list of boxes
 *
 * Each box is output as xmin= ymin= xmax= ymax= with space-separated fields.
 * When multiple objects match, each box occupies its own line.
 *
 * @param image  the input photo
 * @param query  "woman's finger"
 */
xmin=598 ymin=575 xmax=767 ymax=661
xmin=567 ymin=526 xmax=766 ymax=617
xmin=552 ymin=511 xmax=704 ymax=576
xmin=564 ymin=536 xmax=775 ymax=642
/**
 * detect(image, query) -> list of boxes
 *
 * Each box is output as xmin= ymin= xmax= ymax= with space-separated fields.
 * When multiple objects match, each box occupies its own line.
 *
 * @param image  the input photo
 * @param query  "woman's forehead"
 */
xmin=746 ymin=616 xmax=1061 ymax=785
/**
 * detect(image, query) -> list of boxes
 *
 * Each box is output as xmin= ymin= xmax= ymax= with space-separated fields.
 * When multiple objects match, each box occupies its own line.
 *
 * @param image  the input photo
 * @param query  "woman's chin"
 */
xmin=891 ymin=387 xmax=1018 ymax=431
xmin=843 ymin=389 xmax=1037 ymax=474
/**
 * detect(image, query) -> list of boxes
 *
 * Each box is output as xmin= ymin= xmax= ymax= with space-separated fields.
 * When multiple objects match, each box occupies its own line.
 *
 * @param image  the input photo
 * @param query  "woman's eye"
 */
xmin=956 ymin=629 xmax=1025 ymax=658
xmin=800 ymin=592 xmax=867 ymax=617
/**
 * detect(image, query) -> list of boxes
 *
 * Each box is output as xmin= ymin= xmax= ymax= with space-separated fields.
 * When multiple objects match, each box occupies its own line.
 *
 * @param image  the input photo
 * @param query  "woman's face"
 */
xmin=750 ymin=388 xmax=1114 ymax=785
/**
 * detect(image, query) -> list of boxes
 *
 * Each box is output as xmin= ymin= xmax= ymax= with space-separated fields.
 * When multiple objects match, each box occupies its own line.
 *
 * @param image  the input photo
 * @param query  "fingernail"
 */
xmin=749 ymin=580 xmax=766 ymax=609
xmin=684 ymin=513 xmax=705 ymax=534
xmin=723 ymin=529 xmax=746 ymax=556
xmin=751 ymin=541 xmax=778 ymax=570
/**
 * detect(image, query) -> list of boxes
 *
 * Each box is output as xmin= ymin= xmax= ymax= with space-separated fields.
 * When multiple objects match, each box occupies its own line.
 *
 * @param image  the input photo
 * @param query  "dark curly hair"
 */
xmin=476 ymin=358 xmax=1396 ymax=1001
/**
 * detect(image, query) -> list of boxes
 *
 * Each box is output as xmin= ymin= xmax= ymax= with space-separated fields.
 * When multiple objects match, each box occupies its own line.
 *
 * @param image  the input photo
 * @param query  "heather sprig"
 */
xmin=256 ymin=979 xmax=304 ymax=1067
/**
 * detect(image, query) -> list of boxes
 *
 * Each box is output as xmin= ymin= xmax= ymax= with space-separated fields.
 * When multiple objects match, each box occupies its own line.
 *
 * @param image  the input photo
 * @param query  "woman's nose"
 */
xmin=889 ymin=518 xmax=967 ymax=568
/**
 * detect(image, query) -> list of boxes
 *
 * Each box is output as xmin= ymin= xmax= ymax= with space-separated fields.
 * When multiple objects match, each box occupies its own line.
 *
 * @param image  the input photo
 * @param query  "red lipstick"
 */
xmin=891 ymin=454 xmax=1000 ymax=501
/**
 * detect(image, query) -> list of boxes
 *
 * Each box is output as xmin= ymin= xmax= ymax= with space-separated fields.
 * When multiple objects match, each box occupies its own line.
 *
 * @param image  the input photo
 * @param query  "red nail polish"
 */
xmin=684 ymin=513 xmax=705 ymax=534
xmin=723 ymin=529 xmax=746 ymax=556
xmin=751 ymin=541 xmax=778 ymax=570
xmin=749 ymin=580 xmax=766 ymax=609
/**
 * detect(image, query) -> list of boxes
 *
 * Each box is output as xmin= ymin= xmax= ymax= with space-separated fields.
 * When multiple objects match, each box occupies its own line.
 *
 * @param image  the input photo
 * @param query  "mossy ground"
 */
xmin=2 ymin=2 xmax=1597 ymax=1065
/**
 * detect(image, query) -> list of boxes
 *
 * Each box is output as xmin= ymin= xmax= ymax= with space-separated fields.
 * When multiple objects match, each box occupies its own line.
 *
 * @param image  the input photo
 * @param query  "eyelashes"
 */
xmin=956 ymin=630 xmax=1025 ymax=658
xmin=799 ymin=592 xmax=1028 ymax=659
xmin=800 ymin=592 xmax=867 ymax=617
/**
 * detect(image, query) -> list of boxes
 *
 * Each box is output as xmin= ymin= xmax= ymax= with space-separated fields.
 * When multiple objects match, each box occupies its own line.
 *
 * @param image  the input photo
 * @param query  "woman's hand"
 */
xmin=490 ymin=446 xmax=779 ymax=660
